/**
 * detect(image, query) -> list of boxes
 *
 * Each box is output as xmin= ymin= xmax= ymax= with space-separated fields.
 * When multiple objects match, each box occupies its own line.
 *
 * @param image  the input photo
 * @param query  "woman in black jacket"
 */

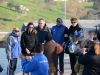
xmin=20 ymin=22 xmax=38 ymax=75
xmin=78 ymin=32 xmax=100 ymax=75
xmin=67 ymin=18 xmax=83 ymax=75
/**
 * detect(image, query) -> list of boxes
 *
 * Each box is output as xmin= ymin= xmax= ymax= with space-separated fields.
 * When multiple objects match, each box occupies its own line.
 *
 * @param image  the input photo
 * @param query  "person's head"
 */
xmin=56 ymin=18 xmax=63 ymax=26
xmin=45 ymin=33 xmax=52 ymax=42
xmin=35 ymin=43 xmax=44 ymax=53
xmin=26 ymin=22 xmax=34 ymax=33
xmin=93 ymin=32 xmax=100 ymax=55
xmin=12 ymin=27 xmax=19 ymax=35
xmin=70 ymin=18 xmax=78 ymax=27
xmin=38 ymin=18 xmax=46 ymax=29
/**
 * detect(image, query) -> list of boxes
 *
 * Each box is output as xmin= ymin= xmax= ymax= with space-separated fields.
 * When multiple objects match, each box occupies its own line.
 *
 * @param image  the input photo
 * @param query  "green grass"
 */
xmin=83 ymin=2 xmax=94 ymax=10
xmin=0 ymin=0 xmax=94 ymax=30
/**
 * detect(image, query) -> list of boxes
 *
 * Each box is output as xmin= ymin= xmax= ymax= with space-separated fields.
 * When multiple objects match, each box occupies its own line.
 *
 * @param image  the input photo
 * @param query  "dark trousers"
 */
xmin=8 ymin=58 xmax=17 ymax=75
xmin=69 ymin=54 xmax=77 ymax=74
xmin=57 ymin=51 xmax=64 ymax=72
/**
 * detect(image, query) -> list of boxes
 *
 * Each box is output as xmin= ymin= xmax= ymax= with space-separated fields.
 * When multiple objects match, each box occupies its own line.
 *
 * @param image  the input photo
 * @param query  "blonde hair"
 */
xmin=70 ymin=17 xmax=78 ymax=22
xmin=89 ymin=41 xmax=100 ymax=55
xmin=94 ymin=43 xmax=100 ymax=55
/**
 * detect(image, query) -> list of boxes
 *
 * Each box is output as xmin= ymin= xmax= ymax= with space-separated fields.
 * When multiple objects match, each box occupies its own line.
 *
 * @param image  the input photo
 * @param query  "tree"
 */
xmin=0 ymin=0 xmax=4 ymax=3
xmin=93 ymin=0 xmax=100 ymax=10
xmin=66 ymin=2 xmax=87 ymax=19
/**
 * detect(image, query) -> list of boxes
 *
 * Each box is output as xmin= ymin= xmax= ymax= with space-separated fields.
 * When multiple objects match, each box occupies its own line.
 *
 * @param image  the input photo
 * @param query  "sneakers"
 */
xmin=59 ymin=71 xmax=64 ymax=75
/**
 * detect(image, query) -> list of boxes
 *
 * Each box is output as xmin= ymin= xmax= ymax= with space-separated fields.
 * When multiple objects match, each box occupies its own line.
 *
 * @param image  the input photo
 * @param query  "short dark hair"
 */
xmin=35 ymin=43 xmax=44 ymax=53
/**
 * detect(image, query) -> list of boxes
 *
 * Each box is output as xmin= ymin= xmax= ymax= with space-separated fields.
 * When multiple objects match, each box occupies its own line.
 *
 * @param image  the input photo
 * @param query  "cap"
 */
xmin=56 ymin=18 xmax=63 ymax=22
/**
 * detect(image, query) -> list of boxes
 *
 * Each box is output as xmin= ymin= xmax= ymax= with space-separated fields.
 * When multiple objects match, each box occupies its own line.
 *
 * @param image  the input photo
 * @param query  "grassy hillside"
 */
xmin=0 ymin=0 xmax=93 ymax=30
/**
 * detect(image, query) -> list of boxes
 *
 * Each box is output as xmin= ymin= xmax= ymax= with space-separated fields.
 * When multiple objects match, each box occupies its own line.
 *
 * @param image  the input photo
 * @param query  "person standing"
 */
xmin=68 ymin=18 xmax=83 ymax=75
xmin=20 ymin=22 xmax=38 ymax=75
xmin=51 ymin=18 xmax=69 ymax=75
xmin=20 ymin=43 xmax=50 ymax=75
xmin=78 ymin=32 xmax=100 ymax=75
xmin=35 ymin=18 xmax=51 ymax=43
xmin=5 ymin=27 xmax=21 ymax=75
xmin=44 ymin=33 xmax=57 ymax=75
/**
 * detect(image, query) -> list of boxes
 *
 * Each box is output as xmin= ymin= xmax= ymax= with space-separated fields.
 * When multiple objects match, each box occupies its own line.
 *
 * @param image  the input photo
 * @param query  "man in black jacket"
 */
xmin=35 ymin=18 xmax=51 ymax=43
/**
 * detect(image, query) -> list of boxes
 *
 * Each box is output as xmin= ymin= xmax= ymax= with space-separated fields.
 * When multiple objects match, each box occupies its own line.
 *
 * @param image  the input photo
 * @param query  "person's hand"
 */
xmin=26 ymin=48 xmax=30 ymax=54
xmin=82 ymin=48 xmax=87 ymax=55
xmin=31 ymin=52 xmax=36 ymax=56
xmin=8 ymin=57 xmax=12 ymax=60
xmin=74 ymin=41 xmax=78 ymax=44
xmin=20 ymin=54 xmax=25 ymax=60
xmin=64 ymin=34 xmax=68 ymax=37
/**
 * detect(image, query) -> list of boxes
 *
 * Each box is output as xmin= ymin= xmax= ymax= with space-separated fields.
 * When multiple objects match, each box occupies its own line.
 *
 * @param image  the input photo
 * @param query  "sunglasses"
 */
xmin=71 ymin=22 xmax=76 ymax=24
xmin=29 ymin=26 xmax=33 ymax=28
xmin=14 ymin=30 xmax=19 ymax=32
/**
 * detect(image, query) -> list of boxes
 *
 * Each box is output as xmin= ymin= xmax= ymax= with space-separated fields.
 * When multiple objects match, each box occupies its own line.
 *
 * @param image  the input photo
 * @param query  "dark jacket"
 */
xmin=51 ymin=25 xmax=69 ymax=45
xmin=78 ymin=47 xmax=100 ymax=75
xmin=0 ymin=65 xmax=3 ymax=72
xmin=44 ymin=41 xmax=57 ymax=73
xmin=69 ymin=24 xmax=82 ymax=35
xmin=35 ymin=24 xmax=51 ymax=43
xmin=21 ymin=31 xmax=38 ymax=56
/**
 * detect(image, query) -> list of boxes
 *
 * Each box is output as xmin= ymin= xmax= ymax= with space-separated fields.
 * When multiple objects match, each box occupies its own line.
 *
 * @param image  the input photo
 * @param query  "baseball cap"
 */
xmin=56 ymin=18 xmax=63 ymax=22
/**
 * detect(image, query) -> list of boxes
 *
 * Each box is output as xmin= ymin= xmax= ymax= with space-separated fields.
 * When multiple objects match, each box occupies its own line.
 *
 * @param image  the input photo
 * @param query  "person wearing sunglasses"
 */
xmin=5 ymin=27 xmax=21 ymax=75
xmin=35 ymin=18 xmax=51 ymax=43
xmin=20 ymin=22 xmax=38 ymax=75
xmin=67 ymin=18 xmax=83 ymax=75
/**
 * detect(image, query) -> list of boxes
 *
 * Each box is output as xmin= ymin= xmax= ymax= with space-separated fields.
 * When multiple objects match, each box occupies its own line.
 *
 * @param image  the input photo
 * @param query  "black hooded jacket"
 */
xmin=21 ymin=31 xmax=38 ymax=56
xmin=78 ymin=47 xmax=100 ymax=75
xmin=35 ymin=24 xmax=51 ymax=43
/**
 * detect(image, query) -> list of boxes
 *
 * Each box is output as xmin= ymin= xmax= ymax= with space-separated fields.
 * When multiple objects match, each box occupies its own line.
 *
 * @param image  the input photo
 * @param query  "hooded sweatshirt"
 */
xmin=5 ymin=33 xmax=21 ymax=59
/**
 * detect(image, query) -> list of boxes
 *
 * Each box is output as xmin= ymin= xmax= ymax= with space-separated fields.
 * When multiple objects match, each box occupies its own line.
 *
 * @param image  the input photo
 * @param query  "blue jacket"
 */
xmin=5 ymin=33 xmax=21 ymax=59
xmin=52 ymin=25 xmax=67 ymax=45
xmin=21 ymin=54 xmax=50 ymax=75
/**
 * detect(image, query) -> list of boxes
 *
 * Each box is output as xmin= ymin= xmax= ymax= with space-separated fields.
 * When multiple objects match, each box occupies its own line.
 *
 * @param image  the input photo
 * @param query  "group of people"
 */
xmin=3 ymin=17 xmax=100 ymax=75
